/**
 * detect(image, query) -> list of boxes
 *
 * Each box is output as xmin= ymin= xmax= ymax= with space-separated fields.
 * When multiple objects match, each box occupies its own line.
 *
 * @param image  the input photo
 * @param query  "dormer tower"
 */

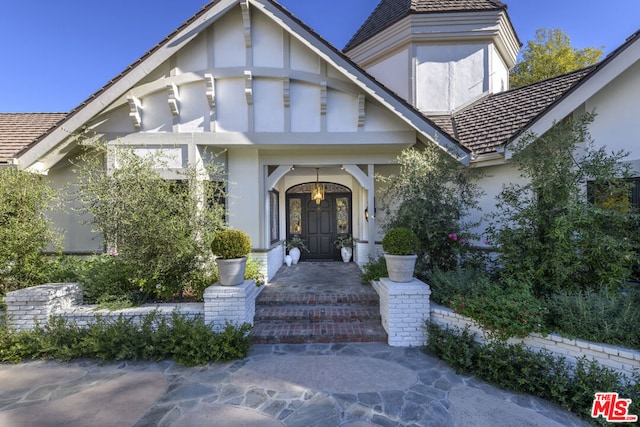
xmin=344 ymin=0 xmax=520 ymax=115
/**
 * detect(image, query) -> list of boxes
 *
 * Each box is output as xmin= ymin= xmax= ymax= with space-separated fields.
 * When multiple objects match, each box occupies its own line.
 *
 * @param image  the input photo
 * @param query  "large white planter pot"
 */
xmin=285 ymin=255 xmax=293 ymax=266
xmin=289 ymin=247 xmax=301 ymax=264
xmin=384 ymin=254 xmax=417 ymax=283
xmin=340 ymin=247 xmax=352 ymax=263
xmin=215 ymin=257 xmax=247 ymax=286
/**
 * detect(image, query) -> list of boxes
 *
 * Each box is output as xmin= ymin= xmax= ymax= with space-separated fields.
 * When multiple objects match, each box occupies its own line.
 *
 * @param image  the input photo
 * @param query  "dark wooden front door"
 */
xmin=286 ymin=190 xmax=351 ymax=261
xmin=306 ymin=197 xmax=334 ymax=260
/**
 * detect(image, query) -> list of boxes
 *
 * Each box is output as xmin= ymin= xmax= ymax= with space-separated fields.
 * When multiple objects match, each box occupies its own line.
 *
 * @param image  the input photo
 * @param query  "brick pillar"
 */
xmin=376 ymin=278 xmax=431 ymax=347
xmin=203 ymin=280 xmax=261 ymax=331
xmin=3 ymin=283 xmax=82 ymax=331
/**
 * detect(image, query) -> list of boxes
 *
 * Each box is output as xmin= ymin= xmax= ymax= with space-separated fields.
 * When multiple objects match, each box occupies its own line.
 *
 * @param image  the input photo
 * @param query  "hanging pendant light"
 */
xmin=312 ymin=168 xmax=325 ymax=205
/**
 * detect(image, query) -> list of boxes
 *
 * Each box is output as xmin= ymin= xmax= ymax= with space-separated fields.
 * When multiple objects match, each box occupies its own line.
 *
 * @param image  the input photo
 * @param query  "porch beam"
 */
xmin=342 ymin=164 xmax=369 ymax=191
xmin=267 ymin=165 xmax=293 ymax=190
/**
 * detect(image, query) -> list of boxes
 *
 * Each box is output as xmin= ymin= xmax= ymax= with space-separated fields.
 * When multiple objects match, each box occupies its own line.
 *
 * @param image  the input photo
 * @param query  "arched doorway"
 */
xmin=286 ymin=183 xmax=352 ymax=261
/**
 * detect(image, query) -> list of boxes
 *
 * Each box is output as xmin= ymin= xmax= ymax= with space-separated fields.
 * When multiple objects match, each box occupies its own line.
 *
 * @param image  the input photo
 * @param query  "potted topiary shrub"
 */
xmin=382 ymin=227 xmax=420 ymax=282
xmin=211 ymin=229 xmax=252 ymax=286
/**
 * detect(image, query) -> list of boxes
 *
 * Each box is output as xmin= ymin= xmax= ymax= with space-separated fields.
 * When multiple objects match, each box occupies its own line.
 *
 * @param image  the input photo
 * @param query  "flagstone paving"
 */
xmin=0 ymin=343 xmax=589 ymax=427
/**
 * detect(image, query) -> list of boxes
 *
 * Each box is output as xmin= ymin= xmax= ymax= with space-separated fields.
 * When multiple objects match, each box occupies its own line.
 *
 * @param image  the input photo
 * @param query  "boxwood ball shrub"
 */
xmin=382 ymin=227 xmax=420 ymax=255
xmin=211 ymin=230 xmax=252 ymax=259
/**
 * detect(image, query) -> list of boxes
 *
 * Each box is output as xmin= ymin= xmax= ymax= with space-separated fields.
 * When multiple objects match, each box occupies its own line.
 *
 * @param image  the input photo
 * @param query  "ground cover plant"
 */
xmin=0 ymin=311 xmax=252 ymax=367
xmin=426 ymin=322 xmax=640 ymax=426
xmin=427 ymin=268 xmax=640 ymax=349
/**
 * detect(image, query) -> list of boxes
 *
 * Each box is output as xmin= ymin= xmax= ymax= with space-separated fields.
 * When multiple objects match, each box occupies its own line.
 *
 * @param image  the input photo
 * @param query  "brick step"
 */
xmin=254 ymin=305 xmax=381 ymax=323
xmin=251 ymin=321 xmax=388 ymax=344
xmin=256 ymin=292 xmax=379 ymax=307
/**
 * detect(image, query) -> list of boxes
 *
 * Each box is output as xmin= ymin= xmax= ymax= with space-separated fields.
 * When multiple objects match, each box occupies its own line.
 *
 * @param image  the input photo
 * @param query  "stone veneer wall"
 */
xmin=4 ymin=282 xmax=261 ymax=332
xmin=431 ymin=304 xmax=640 ymax=378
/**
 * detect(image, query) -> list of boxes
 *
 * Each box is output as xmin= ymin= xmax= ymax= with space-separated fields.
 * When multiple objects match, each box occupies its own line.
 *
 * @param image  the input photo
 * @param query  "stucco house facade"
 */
xmin=1 ymin=0 xmax=639 ymax=281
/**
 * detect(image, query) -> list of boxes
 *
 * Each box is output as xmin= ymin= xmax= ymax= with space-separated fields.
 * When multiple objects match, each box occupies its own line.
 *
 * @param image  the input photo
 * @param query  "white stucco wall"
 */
xmin=213 ymin=7 xmax=245 ymax=68
xmin=415 ymin=43 xmax=487 ymax=113
xmin=47 ymin=159 xmax=104 ymax=253
xmin=489 ymin=44 xmax=509 ymax=93
xmin=227 ymin=148 xmax=262 ymax=246
xmin=586 ymin=60 xmax=640 ymax=170
xmin=469 ymin=162 xmax=525 ymax=242
xmin=366 ymin=49 xmax=410 ymax=102
xmin=253 ymin=11 xmax=284 ymax=68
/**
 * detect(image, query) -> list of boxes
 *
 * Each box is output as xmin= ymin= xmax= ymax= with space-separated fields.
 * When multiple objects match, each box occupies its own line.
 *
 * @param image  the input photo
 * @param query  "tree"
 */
xmin=0 ymin=168 xmax=60 ymax=294
xmin=74 ymin=141 xmax=228 ymax=300
xmin=378 ymin=146 xmax=483 ymax=272
xmin=487 ymin=113 xmax=639 ymax=295
xmin=510 ymin=28 xmax=603 ymax=88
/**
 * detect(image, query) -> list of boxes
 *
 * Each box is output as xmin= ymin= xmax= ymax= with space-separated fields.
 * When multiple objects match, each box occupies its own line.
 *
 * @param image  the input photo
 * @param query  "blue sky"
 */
xmin=1 ymin=0 xmax=638 ymax=112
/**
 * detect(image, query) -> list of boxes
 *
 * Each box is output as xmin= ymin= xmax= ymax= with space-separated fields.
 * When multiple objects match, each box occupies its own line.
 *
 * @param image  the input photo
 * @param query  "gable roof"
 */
xmin=344 ymin=0 xmax=507 ymax=51
xmin=15 ymin=0 xmax=469 ymax=171
xmin=446 ymin=68 xmax=593 ymax=155
xmin=0 ymin=113 xmax=66 ymax=164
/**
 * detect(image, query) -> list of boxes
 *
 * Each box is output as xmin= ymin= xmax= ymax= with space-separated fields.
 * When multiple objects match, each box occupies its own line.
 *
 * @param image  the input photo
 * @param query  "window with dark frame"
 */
xmin=270 ymin=190 xmax=279 ymax=244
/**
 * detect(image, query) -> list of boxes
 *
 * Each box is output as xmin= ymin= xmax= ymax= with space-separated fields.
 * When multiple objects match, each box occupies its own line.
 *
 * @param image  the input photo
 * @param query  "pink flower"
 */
xmin=448 ymin=233 xmax=458 ymax=241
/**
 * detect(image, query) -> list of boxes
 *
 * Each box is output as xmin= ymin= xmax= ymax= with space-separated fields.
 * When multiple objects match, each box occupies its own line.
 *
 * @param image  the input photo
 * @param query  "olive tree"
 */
xmin=487 ymin=112 xmax=638 ymax=294
xmin=73 ymin=141 xmax=227 ymax=299
xmin=378 ymin=145 xmax=484 ymax=272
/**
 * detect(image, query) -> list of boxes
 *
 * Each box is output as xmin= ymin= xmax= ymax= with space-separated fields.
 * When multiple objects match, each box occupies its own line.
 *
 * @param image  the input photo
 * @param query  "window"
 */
xmin=336 ymin=197 xmax=349 ymax=234
xmin=270 ymin=191 xmax=279 ymax=244
xmin=289 ymin=198 xmax=302 ymax=235
xmin=587 ymin=179 xmax=635 ymax=212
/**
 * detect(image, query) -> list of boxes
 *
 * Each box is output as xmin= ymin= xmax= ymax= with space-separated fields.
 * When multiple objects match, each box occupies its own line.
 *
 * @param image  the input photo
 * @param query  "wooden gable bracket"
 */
xmin=127 ymin=95 xmax=142 ymax=129
xmin=240 ymin=0 xmax=251 ymax=48
xmin=167 ymin=82 xmax=180 ymax=116
xmin=358 ymin=94 xmax=366 ymax=128
xmin=244 ymin=71 xmax=253 ymax=105
xmin=283 ymin=77 xmax=290 ymax=108
xmin=204 ymin=73 xmax=216 ymax=112
xmin=320 ymin=81 xmax=327 ymax=115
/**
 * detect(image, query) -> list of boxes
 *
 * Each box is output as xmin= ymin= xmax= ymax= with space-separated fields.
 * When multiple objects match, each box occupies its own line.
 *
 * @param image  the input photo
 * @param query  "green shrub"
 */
xmin=381 ymin=227 xmax=420 ymax=255
xmin=425 ymin=322 xmax=639 ymax=423
xmin=0 ymin=312 xmax=252 ymax=367
xmin=546 ymin=287 xmax=640 ymax=349
xmin=211 ymin=229 xmax=252 ymax=259
xmin=0 ymin=168 xmax=60 ymax=297
xmin=361 ymin=257 xmax=388 ymax=283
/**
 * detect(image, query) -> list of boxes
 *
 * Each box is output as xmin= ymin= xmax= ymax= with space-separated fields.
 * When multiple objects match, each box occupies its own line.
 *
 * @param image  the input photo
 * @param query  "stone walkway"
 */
xmin=0 ymin=343 xmax=589 ymax=427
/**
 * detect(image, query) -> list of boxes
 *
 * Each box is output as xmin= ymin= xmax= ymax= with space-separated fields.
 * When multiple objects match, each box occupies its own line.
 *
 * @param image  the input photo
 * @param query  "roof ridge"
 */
xmin=344 ymin=0 xmax=508 ymax=52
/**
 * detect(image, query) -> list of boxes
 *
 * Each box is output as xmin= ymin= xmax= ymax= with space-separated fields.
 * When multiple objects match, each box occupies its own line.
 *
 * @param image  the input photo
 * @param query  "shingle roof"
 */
xmin=344 ymin=0 xmax=506 ymax=51
xmin=444 ymin=68 xmax=593 ymax=155
xmin=0 ymin=113 xmax=66 ymax=164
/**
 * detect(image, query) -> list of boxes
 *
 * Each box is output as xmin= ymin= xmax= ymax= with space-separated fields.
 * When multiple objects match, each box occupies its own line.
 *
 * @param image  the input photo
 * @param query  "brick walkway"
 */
xmin=252 ymin=262 xmax=388 ymax=344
